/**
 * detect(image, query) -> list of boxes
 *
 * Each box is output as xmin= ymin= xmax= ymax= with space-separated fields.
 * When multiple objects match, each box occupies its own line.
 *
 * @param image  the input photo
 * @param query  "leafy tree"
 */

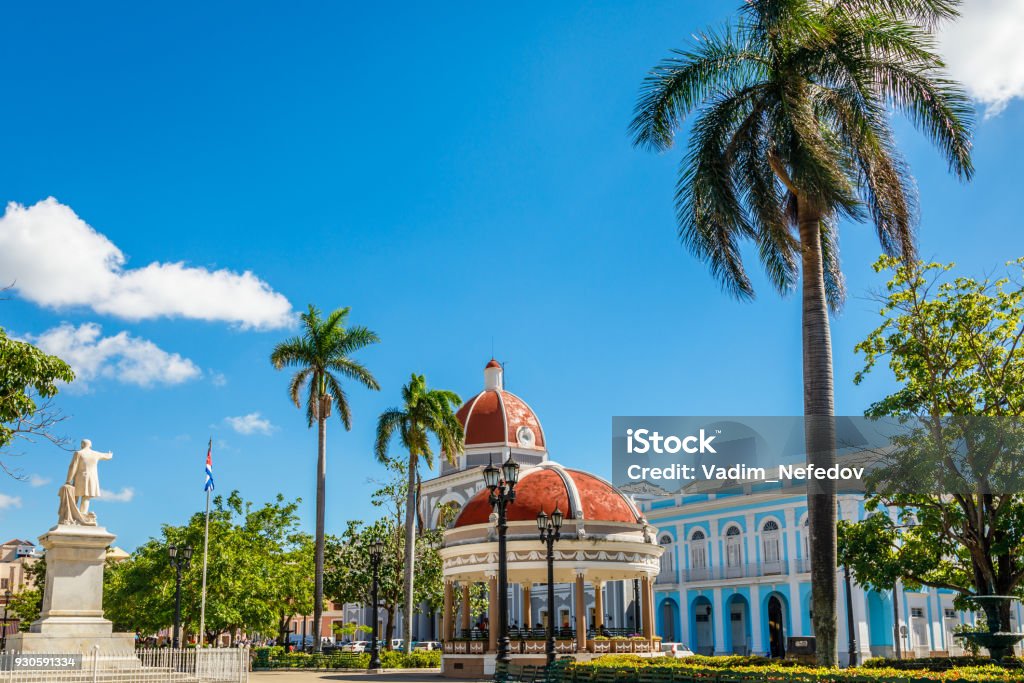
xmin=7 ymin=559 xmax=45 ymax=631
xmin=629 ymin=0 xmax=974 ymax=664
xmin=0 ymin=326 xmax=74 ymax=477
xmin=325 ymin=518 xmax=405 ymax=647
xmin=838 ymin=514 xmax=927 ymax=658
xmin=104 ymin=492 xmax=312 ymax=643
xmin=270 ymin=305 xmax=380 ymax=651
xmin=851 ymin=257 xmax=1024 ymax=654
xmin=374 ymin=374 xmax=463 ymax=651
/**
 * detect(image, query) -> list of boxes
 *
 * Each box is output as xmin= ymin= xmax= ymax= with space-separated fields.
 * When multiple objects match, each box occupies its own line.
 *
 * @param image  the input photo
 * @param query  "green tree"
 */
xmin=270 ymin=305 xmax=380 ymax=651
xmin=629 ymin=0 xmax=974 ymax=664
xmin=7 ymin=559 xmax=45 ymax=631
xmin=852 ymin=257 xmax=1024 ymax=656
xmin=374 ymin=374 xmax=463 ymax=651
xmin=838 ymin=514 xmax=927 ymax=658
xmin=104 ymin=492 xmax=312 ymax=643
xmin=0 ymin=326 xmax=74 ymax=477
xmin=325 ymin=518 xmax=405 ymax=647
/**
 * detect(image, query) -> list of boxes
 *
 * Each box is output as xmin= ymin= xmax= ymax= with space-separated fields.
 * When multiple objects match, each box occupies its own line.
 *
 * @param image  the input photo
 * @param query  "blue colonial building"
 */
xmin=641 ymin=488 xmax=1024 ymax=663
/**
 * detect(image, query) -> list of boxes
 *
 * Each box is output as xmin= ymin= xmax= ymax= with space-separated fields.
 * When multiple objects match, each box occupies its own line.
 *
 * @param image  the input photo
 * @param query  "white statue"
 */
xmin=58 ymin=439 xmax=113 ymax=525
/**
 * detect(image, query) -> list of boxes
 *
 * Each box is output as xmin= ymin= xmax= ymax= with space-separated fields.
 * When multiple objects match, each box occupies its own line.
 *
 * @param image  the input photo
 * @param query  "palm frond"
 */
xmin=375 ymin=410 xmax=409 ymax=463
xmin=288 ymin=367 xmax=313 ymax=409
xmin=324 ymin=374 xmax=352 ymax=430
xmin=630 ymin=24 xmax=767 ymax=152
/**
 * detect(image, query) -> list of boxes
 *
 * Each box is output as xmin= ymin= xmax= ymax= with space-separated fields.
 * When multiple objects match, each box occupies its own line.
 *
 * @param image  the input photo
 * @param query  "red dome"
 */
xmin=456 ymin=361 xmax=545 ymax=451
xmin=454 ymin=463 xmax=642 ymax=527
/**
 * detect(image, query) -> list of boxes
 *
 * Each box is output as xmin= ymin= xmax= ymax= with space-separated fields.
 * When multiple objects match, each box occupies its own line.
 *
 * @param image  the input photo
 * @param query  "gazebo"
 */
xmin=439 ymin=461 xmax=665 ymax=677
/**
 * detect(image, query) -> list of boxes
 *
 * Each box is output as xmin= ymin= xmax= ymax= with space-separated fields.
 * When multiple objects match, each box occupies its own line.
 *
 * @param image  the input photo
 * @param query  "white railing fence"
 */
xmin=0 ymin=647 xmax=248 ymax=683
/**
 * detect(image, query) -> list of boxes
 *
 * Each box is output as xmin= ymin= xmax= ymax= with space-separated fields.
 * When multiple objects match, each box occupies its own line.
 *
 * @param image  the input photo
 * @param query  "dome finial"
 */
xmin=484 ymin=358 xmax=503 ymax=390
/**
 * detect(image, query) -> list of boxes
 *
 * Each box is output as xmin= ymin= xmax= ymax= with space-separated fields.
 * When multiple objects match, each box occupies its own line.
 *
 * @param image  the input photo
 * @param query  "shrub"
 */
xmin=862 ymin=656 xmax=1022 ymax=671
xmin=250 ymin=647 xmax=440 ymax=670
xmin=561 ymin=655 xmax=1023 ymax=681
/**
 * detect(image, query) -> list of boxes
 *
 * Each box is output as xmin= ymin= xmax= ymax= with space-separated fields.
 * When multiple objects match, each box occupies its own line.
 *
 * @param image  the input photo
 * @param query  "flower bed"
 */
xmin=560 ymin=654 xmax=1023 ymax=682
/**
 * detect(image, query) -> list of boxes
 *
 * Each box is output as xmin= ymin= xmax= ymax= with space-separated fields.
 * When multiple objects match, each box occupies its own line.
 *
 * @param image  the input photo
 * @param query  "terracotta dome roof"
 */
xmin=456 ymin=361 xmax=545 ymax=451
xmin=453 ymin=462 xmax=642 ymax=528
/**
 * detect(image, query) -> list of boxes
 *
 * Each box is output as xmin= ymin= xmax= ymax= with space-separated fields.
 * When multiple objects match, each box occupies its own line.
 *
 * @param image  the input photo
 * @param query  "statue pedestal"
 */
xmin=6 ymin=525 xmax=135 ymax=654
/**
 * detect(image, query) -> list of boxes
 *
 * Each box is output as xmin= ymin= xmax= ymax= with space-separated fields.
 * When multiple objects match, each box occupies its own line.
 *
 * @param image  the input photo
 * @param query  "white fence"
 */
xmin=0 ymin=647 xmax=248 ymax=683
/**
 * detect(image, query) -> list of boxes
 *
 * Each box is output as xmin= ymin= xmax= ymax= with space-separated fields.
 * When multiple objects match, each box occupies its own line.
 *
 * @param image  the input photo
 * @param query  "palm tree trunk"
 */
xmin=402 ymin=452 xmax=418 ymax=653
xmin=798 ymin=197 xmax=839 ymax=667
xmin=313 ymin=413 xmax=327 ymax=653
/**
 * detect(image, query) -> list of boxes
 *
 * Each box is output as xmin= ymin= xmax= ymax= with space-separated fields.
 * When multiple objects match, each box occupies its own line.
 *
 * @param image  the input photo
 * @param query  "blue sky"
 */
xmin=2 ymin=1 xmax=1023 ymax=551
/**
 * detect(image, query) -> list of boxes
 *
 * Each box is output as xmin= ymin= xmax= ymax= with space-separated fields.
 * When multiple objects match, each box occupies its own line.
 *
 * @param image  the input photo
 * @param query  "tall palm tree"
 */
xmin=630 ymin=0 xmax=972 ymax=665
xmin=271 ymin=305 xmax=380 ymax=652
xmin=375 ymin=374 xmax=463 ymax=653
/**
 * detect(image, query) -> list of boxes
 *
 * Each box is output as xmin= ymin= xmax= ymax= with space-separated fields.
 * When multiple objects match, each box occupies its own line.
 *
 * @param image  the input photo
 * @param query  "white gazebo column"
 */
xmin=641 ymin=576 xmax=653 ymax=638
xmin=461 ymin=583 xmax=471 ymax=633
xmin=594 ymin=580 xmax=604 ymax=631
xmin=713 ymin=587 xmax=725 ymax=654
xmin=443 ymin=580 xmax=454 ymax=640
xmin=488 ymin=574 xmax=498 ymax=653
xmin=522 ymin=583 xmax=531 ymax=628
xmin=575 ymin=571 xmax=588 ymax=652
xmin=648 ymin=576 xmax=656 ymax=638
xmin=751 ymin=583 xmax=763 ymax=655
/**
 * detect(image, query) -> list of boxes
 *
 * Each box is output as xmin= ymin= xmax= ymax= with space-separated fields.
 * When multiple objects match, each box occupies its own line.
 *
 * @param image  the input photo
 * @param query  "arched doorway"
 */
xmin=691 ymin=596 xmax=714 ymax=655
xmin=727 ymin=594 xmax=750 ymax=655
xmin=767 ymin=594 xmax=786 ymax=658
xmin=659 ymin=598 xmax=679 ymax=641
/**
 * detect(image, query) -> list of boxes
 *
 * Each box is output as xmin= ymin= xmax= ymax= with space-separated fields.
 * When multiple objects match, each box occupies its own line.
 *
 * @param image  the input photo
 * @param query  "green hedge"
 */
xmin=862 ymin=657 xmax=1022 ymax=671
xmin=251 ymin=647 xmax=440 ymax=669
xmin=560 ymin=655 xmax=1023 ymax=682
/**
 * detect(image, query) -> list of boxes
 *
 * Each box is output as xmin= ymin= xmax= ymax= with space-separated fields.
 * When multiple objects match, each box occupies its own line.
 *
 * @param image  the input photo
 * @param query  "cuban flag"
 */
xmin=204 ymin=439 xmax=215 ymax=492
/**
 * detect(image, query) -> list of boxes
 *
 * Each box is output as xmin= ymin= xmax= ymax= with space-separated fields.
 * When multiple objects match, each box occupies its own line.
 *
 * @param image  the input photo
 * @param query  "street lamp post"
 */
xmin=168 ymin=544 xmax=193 ymax=648
xmin=367 ymin=538 xmax=384 ymax=672
xmin=537 ymin=507 xmax=563 ymax=666
xmin=483 ymin=453 xmax=520 ymax=667
xmin=844 ymin=565 xmax=857 ymax=666
xmin=1 ymin=589 xmax=12 ymax=650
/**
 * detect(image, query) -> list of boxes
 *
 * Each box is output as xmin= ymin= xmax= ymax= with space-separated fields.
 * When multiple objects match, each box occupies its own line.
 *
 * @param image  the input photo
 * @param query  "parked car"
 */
xmin=413 ymin=641 xmax=441 ymax=651
xmin=287 ymin=634 xmax=314 ymax=648
xmin=341 ymin=640 xmax=368 ymax=652
xmin=660 ymin=642 xmax=695 ymax=658
xmin=390 ymin=639 xmax=404 ymax=650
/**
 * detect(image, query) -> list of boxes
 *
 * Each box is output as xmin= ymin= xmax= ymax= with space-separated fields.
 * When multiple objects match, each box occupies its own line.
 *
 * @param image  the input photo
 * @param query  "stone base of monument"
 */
xmin=6 ymin=524 xmax=137 ymax=660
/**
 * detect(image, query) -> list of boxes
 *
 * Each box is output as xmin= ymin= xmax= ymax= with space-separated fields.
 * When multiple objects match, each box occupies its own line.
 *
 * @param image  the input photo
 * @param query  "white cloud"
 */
xmin=28 ymin=474 xmax=51 ymax=487
xmin=0 ymin=198 xmax=295 ymax=330
xmin=27 ymin=322 xmax=201 ymax=389
xmin=0 ymin=494 xmax=22 ymax=510
xmin=225 ymin=412 xmax=275 ymax=436
xmin=98 ymin=487 xmax=134 ymax=503
xmin=211 ymin=372 xmax=228 ymax=387
xmin=939 ymin=0 xmax=1024 ymax=117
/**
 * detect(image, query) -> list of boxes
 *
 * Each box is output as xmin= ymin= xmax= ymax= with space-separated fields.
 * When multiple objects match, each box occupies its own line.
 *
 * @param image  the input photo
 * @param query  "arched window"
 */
xmin=689 ymin=529 xmax=708 ymax=571
xmin=724 ymin=525 xmax=743 ymax=573
xmin=659 ymin=534 xmax=676 ymax=576
xmin=761 ymin=519 xmax=781 ymax=571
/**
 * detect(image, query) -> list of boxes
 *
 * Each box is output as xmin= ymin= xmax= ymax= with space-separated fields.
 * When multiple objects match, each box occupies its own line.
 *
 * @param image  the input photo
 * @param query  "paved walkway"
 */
xmin=251 ymin=671 xmax=480 ymax=683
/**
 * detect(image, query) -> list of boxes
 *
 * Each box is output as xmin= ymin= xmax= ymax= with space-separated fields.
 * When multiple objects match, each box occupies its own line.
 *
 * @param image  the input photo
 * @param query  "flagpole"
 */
xmin=199 ymin=439 xmax=212 ymax=646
